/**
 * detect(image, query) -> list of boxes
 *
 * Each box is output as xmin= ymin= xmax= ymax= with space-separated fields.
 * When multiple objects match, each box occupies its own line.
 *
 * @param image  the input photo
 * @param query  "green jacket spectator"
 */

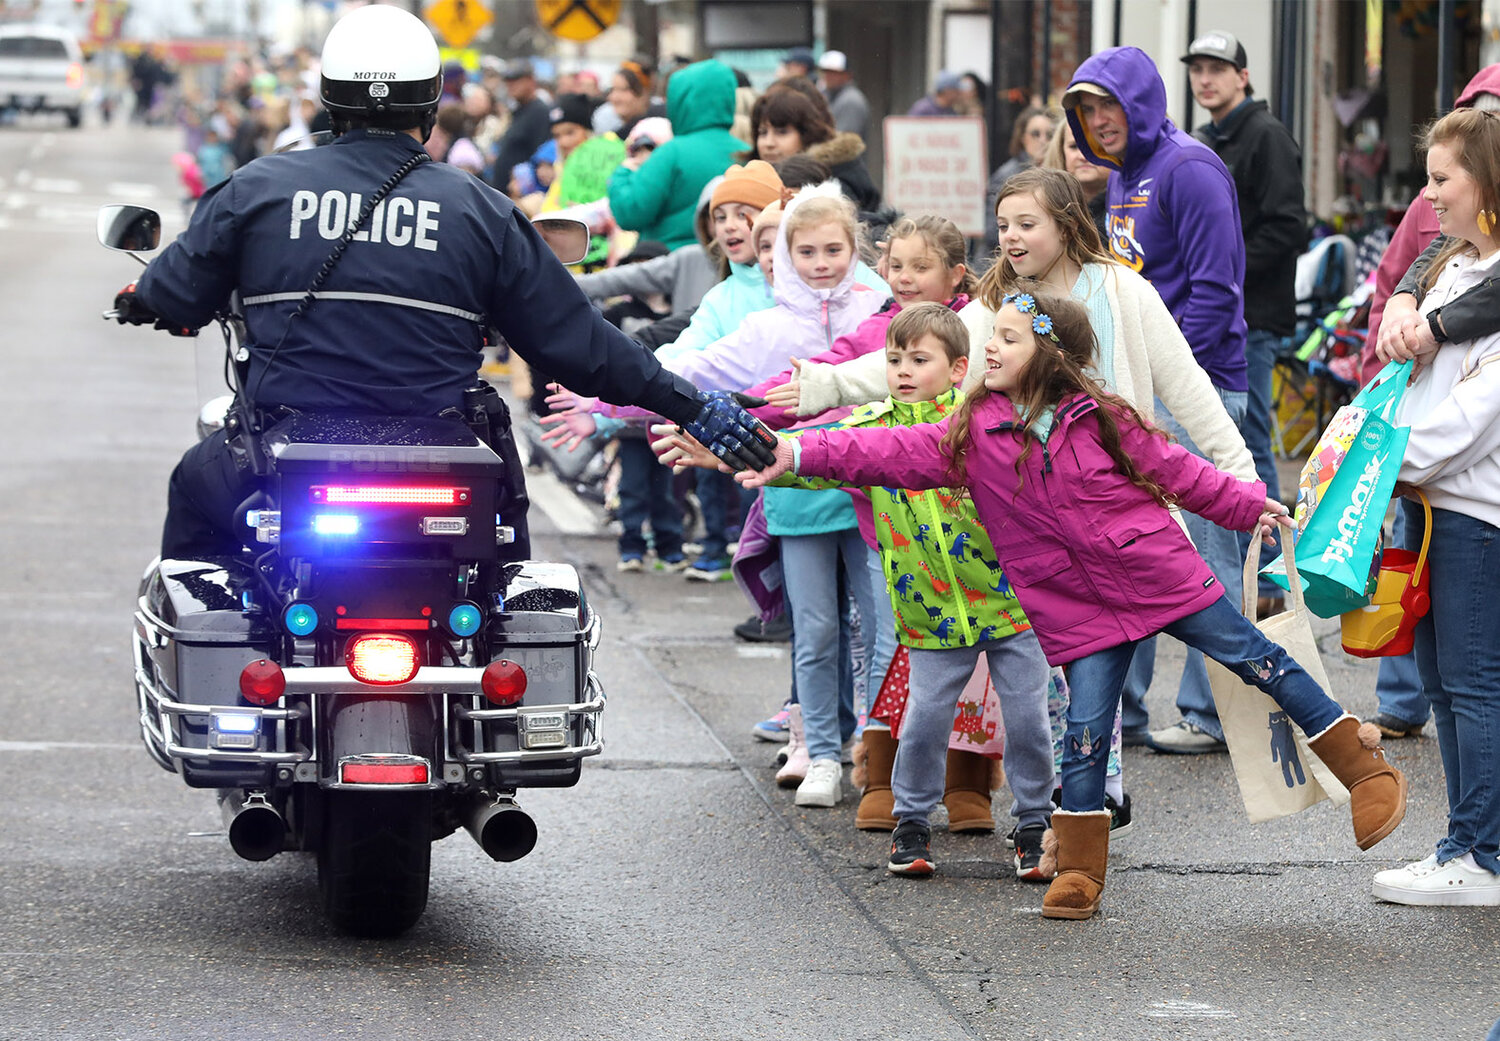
xmin=607 ymin=60 xmax=747 ymax=249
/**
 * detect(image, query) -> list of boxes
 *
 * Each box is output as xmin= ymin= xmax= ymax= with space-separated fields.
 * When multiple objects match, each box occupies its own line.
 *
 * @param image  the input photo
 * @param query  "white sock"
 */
xmin=1457 ymin=852 xmax=1494 ymax=874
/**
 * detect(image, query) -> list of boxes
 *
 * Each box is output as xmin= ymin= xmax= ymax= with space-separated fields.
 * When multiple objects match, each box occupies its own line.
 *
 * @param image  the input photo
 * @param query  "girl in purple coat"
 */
xmin=733 ymin=283 xmax=1409 ymax=920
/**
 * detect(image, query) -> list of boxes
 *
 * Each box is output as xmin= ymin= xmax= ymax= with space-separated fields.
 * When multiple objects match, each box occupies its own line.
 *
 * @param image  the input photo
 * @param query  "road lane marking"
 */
xmin=31 ymin=177 xmax=81 ymax=194
xmin=105 ymin=181 xmax=160 ymax=199
xmin=1142 ymin=1001 xmax=1237 ymax=1019
xmin=524 ymin=467 xmax=600 ymax=534
xmin=0 ymin=741 xmax=139 ymax=752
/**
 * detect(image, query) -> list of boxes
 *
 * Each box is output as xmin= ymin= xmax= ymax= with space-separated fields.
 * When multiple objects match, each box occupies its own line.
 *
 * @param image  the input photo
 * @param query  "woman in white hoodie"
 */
xmin=1371 ymin=107 xmax=1500 ymax=907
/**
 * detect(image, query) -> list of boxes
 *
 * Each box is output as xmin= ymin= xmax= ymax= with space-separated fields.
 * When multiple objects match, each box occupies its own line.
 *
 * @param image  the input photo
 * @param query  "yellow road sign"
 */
xmin=425 ymin=0 xmax=493 ymax=50
xmin=535 ymin=0 xmax=621 ymax=42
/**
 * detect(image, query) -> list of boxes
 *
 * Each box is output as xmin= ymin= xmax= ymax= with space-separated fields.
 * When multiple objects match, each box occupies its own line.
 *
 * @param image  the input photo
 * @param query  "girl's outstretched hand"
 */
xmin=763 ymin=358 xmax=803 ymax=414
xmin=735 ymin=438 xmax=794 ymax=489
xmin=545 ymin=383 xmax=599 ymax=417
xmin=536 ymin=410 xmax=597 ymax=452
xmin=649 ymin=423 xmax=730 ymax=472
xmin=1256 ymin=497 xmax=1292 ymax=545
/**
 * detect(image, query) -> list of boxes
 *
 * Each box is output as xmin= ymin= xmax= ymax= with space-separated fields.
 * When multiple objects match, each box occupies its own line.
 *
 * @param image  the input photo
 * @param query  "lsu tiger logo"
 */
xmin=1108 ymin=213 xmax=1146 ymax=273
xmin=1110 ymin=214 xmax=1140 ymax=273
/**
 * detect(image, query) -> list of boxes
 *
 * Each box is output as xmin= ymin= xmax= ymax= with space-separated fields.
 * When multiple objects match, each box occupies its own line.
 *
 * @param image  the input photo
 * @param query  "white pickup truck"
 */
xmin=0 ymin=24 xmax=84 ymax=128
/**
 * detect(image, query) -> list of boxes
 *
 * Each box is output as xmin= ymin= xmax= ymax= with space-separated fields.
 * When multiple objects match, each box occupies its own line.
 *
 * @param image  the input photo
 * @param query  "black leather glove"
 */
xmin=112 ymin=282 xmax=155 ymax=325
xmin=681 ymin=390 xmax=779 ymax=472
xmin=112 ymin=283 xmax=196 ymax=336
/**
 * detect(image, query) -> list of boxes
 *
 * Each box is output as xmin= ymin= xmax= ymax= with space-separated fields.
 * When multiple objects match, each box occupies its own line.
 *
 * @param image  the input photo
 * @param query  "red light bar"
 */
xmin=340 ymin=761 xmax=430 ymax=784
xmin=311 ymin=485 xmax=469 ymax=506
xmin=335 ymin=617 xmax=430 ymax=631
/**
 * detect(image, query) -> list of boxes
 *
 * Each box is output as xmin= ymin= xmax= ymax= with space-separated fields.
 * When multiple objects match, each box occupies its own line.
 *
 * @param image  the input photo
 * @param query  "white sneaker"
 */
xmin=1147 ymin=720 xmax=1227 ymax=754
xmin=795 ymin=757 xmax=843 ymax=807
xmin=1373 ymin=852 xmax=1500 ymax=906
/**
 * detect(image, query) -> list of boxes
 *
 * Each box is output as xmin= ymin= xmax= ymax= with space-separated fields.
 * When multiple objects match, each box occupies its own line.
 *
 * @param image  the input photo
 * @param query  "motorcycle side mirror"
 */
xmin=532 ymin=216 xmax=590 ymax=266
xmin=98 ymin=205 xmax=162 ymax=253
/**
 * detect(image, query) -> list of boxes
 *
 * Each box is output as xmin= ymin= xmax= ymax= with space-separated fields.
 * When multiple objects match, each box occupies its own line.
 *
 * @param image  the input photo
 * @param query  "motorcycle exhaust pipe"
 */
xmin=464 ymin=794 xmax=538 ymax=863
xmin=218 ymin=790 xmax=287 ymax=862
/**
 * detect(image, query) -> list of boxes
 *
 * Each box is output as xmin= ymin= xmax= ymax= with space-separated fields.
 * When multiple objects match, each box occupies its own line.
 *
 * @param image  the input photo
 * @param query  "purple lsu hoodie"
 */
xmin=1065 ymin=46 xmax=1248 ymax=393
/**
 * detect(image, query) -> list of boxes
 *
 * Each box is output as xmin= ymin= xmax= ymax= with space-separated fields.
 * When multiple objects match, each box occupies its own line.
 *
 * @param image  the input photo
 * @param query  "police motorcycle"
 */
xmin=102 ymin=205 xmax=608 ymax=937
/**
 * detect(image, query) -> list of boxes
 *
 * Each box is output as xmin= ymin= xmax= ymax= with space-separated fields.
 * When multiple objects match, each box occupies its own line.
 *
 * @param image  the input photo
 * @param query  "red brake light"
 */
xmin=340 ymin=760 xmax=429 ymax=784
xmin=312 ymin=485 xmax=469 ymax=505
xmin=345 ymin=634 xmax=420 ymax=685
xmin=481 ymin=659 xmax=528 ymax=705
xmin=239 ymin=659 xmax=286 ymax=705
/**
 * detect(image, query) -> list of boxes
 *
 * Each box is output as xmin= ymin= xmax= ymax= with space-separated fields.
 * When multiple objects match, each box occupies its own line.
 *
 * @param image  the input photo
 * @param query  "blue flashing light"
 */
xmin=312 ymin=514 xmax=360 ymax=536
xmin=284 ymin=602 xmax=319 ymax=636
xmin=213 ymin=713 xmax=259 ymax=734
xmin=447 ymin=602 xmax=483 ymax=638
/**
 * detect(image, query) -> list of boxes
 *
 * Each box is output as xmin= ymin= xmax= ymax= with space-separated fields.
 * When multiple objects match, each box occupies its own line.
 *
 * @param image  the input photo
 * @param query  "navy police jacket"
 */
xmin=137 ymin=128 xmax=703 ymax=423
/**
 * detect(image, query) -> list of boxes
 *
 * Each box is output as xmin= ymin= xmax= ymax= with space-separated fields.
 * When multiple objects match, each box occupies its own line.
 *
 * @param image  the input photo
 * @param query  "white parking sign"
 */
xmin=882 ymin=116 xmax=989 ymax=237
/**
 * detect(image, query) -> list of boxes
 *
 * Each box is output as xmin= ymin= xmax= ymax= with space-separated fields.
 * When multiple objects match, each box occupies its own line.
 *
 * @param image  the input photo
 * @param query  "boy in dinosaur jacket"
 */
xmin=769 ymin=303 xmax=1056 ymax=878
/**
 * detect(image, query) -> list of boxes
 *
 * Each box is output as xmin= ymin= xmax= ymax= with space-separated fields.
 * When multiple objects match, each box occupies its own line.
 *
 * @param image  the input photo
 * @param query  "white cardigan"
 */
xmin=792 ymin=261 xmax=1257 ymax=482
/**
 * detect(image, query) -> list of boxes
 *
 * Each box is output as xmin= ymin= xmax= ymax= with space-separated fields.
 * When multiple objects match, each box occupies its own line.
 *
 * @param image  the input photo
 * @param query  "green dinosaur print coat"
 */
xmin=777 ymin=388 xmax=1031 ymax=649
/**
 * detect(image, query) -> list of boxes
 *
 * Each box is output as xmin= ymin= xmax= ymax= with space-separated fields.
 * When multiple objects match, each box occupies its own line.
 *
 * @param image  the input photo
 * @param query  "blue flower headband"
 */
xmin=1001 ymin=291 xmax=1060 ymax=343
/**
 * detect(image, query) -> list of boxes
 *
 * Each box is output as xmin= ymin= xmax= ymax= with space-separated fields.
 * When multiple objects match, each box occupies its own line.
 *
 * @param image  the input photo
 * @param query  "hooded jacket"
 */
xmin=806 ymin=131 xmax=882 ymax=213
xmin=793 ymin=391 xmax=1267 ymax=664
xmin=775 ymin=388 xmax=1032 ymax=650
xmin=1065 ymin=47 xmax=1248 ymax=392
xmin=607 ymin=60 xmax=747 ymax=250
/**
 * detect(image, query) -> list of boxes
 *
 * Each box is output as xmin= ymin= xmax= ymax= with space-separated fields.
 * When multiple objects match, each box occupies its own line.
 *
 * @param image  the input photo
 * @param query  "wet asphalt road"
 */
xmin=0 ymin=114 xmax=1495 ymax=1041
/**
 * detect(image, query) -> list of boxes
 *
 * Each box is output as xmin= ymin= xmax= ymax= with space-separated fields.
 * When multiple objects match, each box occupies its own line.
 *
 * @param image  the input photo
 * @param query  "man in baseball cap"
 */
xmin=782 ymin=47 xmax=815 ymax=79
xmin=817 ymin=49 xmax=869 ymax=138
xmin=1172 ymin=29 xmax=1309 ymax=660
xmin=1062 ymin=46 xmax=1251 ymax=755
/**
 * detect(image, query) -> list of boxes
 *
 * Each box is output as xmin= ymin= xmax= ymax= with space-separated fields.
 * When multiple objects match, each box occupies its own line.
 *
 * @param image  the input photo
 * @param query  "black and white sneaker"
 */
xmin=1013 ymin=823 xmax=1051 ymax=881
xmin=887 ymin=820 xmax=934 ymax=876
xmin=1106 ymin=792 xmax=1134 ymax=839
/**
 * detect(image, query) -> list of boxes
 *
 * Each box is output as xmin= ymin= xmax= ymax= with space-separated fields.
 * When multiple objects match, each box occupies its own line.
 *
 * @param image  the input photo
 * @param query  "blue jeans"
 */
xmin=616 ymin=437 xmax=683 ymax=559
xmin=862 ymin=547 xmax=899 ymax=724
xmin=1061 ymin=596 xmax=1343 ymax=811
xmin=1120 ymin=389 xmax=1248 ymax=740
xmin=781 ymin=530 xmax=876 ymax=760
xmin=1374 ymin=507 xmax=1430 ymax=726
xmin=695 ymin=468 xmax=741 ymax=563
xmin=1237 ymin=329 xmax=1286 ymax=598
xmin=1406 ymin=500 xmax=1500 ymax=874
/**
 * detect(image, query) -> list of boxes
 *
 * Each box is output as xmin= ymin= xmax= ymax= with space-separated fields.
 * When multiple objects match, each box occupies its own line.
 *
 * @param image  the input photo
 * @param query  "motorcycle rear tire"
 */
xmin=317 ymin=790 xmax=432 ymax=937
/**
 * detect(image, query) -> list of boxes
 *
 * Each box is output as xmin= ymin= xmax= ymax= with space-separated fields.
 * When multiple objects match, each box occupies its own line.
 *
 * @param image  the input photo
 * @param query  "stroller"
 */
xmin=1271 ymin=234 xmax=1375 ymax=458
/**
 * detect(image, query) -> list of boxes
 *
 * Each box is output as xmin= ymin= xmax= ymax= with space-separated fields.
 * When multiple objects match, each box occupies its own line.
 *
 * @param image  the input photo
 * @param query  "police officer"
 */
xmin=116 ymin=4 xmax=772 ymax=562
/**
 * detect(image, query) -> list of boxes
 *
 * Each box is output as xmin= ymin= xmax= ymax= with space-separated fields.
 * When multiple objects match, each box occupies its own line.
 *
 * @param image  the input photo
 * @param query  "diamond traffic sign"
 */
xmin=535 ymin=0 xmax=621 ymax=43
xmin=425 ymin=0 xmax=493 ymax=50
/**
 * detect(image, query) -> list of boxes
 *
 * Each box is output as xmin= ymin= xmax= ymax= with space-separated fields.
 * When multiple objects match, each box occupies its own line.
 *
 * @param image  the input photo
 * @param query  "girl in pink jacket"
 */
xmin=735 ymin=283 xmax=1408 ymax=920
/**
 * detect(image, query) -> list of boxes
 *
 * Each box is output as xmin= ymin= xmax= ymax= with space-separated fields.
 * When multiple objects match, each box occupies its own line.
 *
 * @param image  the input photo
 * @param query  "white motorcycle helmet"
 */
xmin=319 ymin=4 xmax=442 ymax=134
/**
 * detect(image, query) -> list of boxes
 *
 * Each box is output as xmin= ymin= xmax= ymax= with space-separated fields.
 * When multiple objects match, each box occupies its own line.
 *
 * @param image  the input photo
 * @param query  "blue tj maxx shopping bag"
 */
xmin=1263 ymin=360 xmax=1413 ymax=618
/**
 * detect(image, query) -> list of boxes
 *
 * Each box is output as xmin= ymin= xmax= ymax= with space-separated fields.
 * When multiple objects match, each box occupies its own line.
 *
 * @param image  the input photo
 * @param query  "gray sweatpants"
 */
xmin=893 ymin=630 xmax=1056 ymax=830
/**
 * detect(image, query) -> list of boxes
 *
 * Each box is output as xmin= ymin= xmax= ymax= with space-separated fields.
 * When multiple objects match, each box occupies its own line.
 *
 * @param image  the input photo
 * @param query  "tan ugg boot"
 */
xmin=1040 ymin=810 xmax=1112 ymax=920
xmin=942 ymin=749 xmax=996 ymax=833
xmin=1307 ymin=714 xmax=1408 ymax=850
xmin=853 ymin=728 xmax=898 ymax=831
